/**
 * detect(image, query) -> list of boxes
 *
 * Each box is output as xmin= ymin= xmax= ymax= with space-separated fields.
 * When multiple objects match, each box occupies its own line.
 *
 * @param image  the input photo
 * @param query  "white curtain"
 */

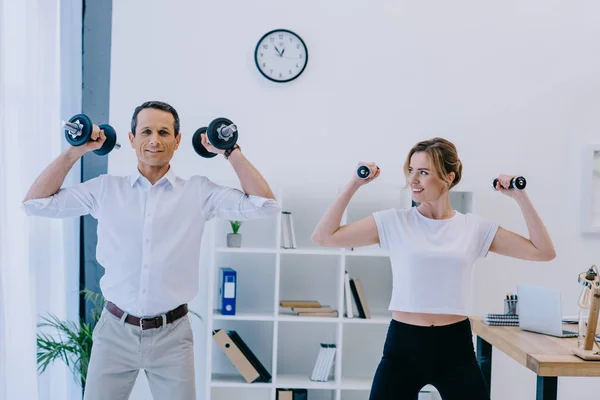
xmin=1 ymin=0 xmax=81 ymax=399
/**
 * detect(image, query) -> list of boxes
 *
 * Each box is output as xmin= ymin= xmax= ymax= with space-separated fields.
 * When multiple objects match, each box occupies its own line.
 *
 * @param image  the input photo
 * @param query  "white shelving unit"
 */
xmin=204 ymin=185 xmax=474 ymax=400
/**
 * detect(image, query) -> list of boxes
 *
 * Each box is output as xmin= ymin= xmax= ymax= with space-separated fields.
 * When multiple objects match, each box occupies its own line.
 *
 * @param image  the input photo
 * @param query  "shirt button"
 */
xmin=142 ymin=289 xmax=147 ymax=294
xmin=144 ymin=264 xmax=148 ymax=269
xmin=145 ymin=239 xmax=150 ymax=243
xmin=146 ymin=213 xmax=151 ymax=217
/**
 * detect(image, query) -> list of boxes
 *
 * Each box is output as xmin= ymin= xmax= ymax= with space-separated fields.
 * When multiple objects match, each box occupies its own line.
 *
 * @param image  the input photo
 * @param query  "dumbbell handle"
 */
xmin=216 ymin=123 xmax=237 ymax=141
xmin=493 ymin=176 xmax=526 ymax=190
xmin=62 ymin=120 xmax=83 ymax=138
xmin=61 ymin=120 xmax=121 ymax=149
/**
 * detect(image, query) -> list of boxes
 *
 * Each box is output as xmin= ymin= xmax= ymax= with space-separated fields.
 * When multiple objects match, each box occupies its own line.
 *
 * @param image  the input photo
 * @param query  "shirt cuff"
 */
xmin=21 ymin=196 xmax=53 ymax=211
xmin=247 ymin=195 xmax=278 ymax=208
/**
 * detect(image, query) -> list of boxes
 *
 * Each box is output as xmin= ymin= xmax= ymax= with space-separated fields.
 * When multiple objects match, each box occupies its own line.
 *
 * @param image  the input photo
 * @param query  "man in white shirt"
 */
xmin=22 ymin=101 xmax=281 ymax=399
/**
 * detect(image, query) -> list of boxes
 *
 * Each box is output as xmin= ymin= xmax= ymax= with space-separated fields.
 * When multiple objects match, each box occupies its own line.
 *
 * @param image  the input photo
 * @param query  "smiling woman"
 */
xmin=311 ymin=136 xmax=555 ymax=399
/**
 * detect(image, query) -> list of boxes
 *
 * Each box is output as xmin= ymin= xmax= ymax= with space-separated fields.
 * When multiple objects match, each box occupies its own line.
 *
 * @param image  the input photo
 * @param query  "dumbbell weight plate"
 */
xmin=94 ymin=124 xmax=118 ymax=156
xmin=65 ymin=114 xmax=93 ymax=146
xmin=357 ymin=165 xmax=371 ymax=179
xmin=192 ymin=127 xmax=218 ymax=158
xmin=357 ymin=165 xmax=379 ymax=180
xmin=207 ymin=117 xmax=238 ymax=151
xmin=512 ymin=176 xmax=526 ymax=190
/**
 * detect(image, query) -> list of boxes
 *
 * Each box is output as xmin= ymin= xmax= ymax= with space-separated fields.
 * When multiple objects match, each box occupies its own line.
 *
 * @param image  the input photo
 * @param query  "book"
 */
xmin=344 ymin=271 xmax=354 ymax=318
xmin=482 ymin=320 xmax=520 ymax=326
xmin=350 ymin=278 xmax=370 ymax=319
xmin=276 ymin=389 xmax=293 ymax=400
xmin=212 ymin=329 xmax=271 ymax=383
xmin=482 ymin=313 xmax=520 ymax=326
xmin=291 ymin=305 xmax=334 ymax=313
xmin=483 ymin=313 xmax=519 ymax=319
xmin=310 ymin=343 xmax=336 ymax=382
xmin=277 ymin=389 xmax=307 ymax=400
xmin=281 ymin=211 xmax=297 ymax=249
xmin=297 ymin=311 xmax=338 ymax=317
xmin=280 ymin=300 xmax=321 ymax=308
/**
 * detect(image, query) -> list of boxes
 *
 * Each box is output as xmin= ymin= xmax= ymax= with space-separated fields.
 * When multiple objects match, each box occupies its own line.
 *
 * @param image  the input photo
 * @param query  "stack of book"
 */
xmin=482 ymin=313 xmax=519 ymax=326
xmin=344 ymin=271 xmax=370 ymax=319
xmin=280 ymin=300 xmax=338 ymax=317
xmin=310 ymin=343 xmax=336 ymax=382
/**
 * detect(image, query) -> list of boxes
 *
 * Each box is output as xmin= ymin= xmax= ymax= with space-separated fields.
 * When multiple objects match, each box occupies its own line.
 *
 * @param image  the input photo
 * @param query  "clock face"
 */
xmin=254 ymin=29 xmax=308 ymax=83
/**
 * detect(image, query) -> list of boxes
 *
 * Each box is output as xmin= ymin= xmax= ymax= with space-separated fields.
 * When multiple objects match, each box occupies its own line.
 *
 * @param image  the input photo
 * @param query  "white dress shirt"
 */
xmin=22 ymin=168 xmax=281 ymax=317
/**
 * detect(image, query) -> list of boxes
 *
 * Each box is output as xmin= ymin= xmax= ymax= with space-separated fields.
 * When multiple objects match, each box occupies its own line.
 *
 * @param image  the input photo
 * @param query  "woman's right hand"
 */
xmin=352 ymin=162 xmax=380 ymax=186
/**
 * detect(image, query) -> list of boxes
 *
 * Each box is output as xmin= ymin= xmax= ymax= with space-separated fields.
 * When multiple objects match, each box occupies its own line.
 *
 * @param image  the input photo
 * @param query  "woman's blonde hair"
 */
xmin=403 ymin=137 xmax=462 ymax=189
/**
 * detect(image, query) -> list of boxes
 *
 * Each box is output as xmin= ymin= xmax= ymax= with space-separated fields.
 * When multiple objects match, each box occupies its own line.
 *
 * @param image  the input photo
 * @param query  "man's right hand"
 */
xmin=70 ymin=124 xmax=106 ymax=155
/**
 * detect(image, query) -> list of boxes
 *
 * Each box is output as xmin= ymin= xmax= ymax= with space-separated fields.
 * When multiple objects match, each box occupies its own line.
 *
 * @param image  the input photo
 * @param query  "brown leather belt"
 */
xmin=105 ymin=301 xmax=188 ymax=330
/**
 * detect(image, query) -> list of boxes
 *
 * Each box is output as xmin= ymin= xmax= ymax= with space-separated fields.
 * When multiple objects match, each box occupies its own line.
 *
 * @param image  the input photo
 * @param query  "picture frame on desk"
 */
xmin=581 ymin=144 xmax=600 ymax=233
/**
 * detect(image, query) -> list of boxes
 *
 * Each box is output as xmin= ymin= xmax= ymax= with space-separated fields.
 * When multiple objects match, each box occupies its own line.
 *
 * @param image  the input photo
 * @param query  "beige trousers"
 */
xmin=83 ymin=307 xmax=195 ymax=400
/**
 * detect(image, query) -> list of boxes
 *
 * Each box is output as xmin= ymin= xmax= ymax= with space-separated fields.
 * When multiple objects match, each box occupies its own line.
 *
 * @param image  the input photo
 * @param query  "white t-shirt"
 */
xmin=372 ymin=206 xmax=499 ymax=316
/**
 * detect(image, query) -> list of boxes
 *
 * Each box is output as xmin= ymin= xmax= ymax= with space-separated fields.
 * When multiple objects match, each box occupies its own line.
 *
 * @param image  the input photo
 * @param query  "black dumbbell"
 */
xmin=357 ymin=165 xmax=379 ymax=180
xmin=61 ymin=114 xmax=121 ymax=156
xmin=493 ymin=176 xmax=526 ymax=190
xmin=192 ymin=117 xmax=238 ymax=158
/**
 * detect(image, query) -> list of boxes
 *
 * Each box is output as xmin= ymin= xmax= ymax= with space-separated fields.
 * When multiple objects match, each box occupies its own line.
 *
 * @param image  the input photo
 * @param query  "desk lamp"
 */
xmin=572 ymin=265 xmax=600 ymax=361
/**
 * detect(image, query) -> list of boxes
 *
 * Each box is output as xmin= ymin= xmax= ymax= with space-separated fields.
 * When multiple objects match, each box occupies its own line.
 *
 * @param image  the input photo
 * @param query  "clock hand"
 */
xmin=281 ymin=48 xmax=285 ymax=56
xmin=274 ymin=45 xmax=281 ymax=56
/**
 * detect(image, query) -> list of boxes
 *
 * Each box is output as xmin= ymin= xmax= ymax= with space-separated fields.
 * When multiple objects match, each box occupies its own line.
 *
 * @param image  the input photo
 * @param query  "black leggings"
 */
xmin=369 ymin=318 xmax=490 ymax=400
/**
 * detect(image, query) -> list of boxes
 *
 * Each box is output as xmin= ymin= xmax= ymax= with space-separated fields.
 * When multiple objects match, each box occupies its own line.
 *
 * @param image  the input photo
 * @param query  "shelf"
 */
xmin=280 ymin=248 xmax=343 ymax=256
xmin=210 ymin=374 xmax=272 ymax=388
xmin=206 ymin=186 xmax=471 ymax=400
xmin=215 ymin=247 xmax=391 ymax=257
xmin=278 ymin=314 xmax=340 ymax=323
xmin=213 ymin=310 xmax=275 ymax=321
xmin=215 ymin=247 xmax=277 ymax=254
xmin=276 ymin=374 xmax=337 ymax=389
xmin=339 ymin=377 xmax=437 ymax=393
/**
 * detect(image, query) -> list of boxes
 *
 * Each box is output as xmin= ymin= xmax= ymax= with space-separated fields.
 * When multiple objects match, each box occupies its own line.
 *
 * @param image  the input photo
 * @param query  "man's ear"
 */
xmin=175 ymin=132 xmax=182 ymax=150
xmin=128 ymin=132 xmax=135 ymax=147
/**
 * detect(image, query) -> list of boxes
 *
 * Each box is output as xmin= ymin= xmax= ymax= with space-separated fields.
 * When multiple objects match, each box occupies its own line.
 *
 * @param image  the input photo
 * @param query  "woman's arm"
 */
xmin=489 ymin=175 xmax=556 ymax=261
xmin=311 ymin=163 xmax=380 ymax=248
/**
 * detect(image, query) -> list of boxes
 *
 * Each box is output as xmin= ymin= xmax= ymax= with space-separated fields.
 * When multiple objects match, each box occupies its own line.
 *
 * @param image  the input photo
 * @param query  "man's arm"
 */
xmin=23 ymin=125 xmax=106 ymax=202
xmin=199 ymin=134 xmax=275 ymax=200
xmin=23 ymin=146 xmax=85 ymax=202
xmin=226 ymin=148 xmax=276 ymax=200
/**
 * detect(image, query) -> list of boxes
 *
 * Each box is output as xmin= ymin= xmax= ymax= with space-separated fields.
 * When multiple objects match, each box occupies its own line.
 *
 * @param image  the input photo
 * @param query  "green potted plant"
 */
xmin=36 ymin=290 xmax=202 ymax=391
xmin=36 ymin=289 xmax=104 ymax=390
xmin=227 ymin=220 xmax=242 ymax=248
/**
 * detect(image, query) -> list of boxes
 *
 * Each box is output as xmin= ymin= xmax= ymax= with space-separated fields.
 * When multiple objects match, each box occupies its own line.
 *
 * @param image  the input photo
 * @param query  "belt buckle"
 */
xmin=139 ymin=317 xmax=147 ymax=330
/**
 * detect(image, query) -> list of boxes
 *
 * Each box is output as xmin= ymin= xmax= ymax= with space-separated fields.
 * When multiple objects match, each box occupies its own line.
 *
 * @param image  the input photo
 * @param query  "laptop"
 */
xmin=517 ymin=284 xmax=577 ymax=338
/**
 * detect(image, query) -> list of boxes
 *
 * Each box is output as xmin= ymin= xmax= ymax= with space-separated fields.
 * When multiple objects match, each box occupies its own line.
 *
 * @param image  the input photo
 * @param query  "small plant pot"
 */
xmin=227 ymin=233 xmax=242 ymax=248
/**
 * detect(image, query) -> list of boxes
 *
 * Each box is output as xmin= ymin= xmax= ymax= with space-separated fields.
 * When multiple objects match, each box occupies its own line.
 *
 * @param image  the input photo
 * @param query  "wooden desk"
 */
xmin=471 ymin=316 xmax=600 ymax=400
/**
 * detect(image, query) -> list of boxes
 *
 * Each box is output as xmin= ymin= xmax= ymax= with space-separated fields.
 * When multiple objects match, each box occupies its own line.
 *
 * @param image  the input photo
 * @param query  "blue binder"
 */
xmin=219 ymin=268 xmax=237 ymax=315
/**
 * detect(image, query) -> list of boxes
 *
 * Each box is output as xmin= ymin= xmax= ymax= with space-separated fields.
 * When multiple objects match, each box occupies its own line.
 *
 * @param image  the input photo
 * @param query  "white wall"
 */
xmin=109 ymin=1 xmax=600 ymax=399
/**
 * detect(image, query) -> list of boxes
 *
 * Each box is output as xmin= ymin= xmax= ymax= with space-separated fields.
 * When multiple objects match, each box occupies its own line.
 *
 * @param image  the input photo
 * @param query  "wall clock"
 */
xmin=254 ymin=29 xmax=308 ymax=83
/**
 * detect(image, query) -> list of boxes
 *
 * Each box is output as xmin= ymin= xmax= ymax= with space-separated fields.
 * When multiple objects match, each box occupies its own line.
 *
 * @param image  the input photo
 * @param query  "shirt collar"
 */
xmin=129 ymin=167 xmax=177 ymax=188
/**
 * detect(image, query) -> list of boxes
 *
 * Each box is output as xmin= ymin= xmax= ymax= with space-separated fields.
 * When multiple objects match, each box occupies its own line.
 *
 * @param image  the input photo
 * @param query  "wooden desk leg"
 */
xmin=536 ymin=376 xmax=557 ymax=400
xmin=476 ymin=336 xmax=492 ymax=395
